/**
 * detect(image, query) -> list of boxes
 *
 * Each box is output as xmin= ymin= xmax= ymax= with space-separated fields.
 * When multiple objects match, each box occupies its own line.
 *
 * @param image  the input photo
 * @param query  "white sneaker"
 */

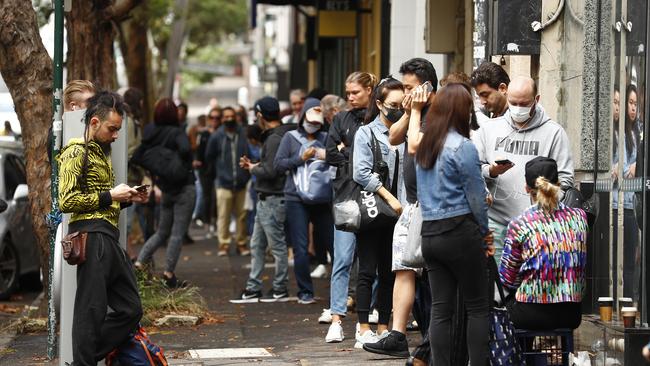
xmin=325 ymin=321 xmax=344 ymax=343
xmin=310 ymin=264 xmax=328 ymax=279
xmin=354 ymin=323 xmax=378 ymax=349
xmin=368 ymin=309 xmax=379 ymax=324
xmin=318 ymin=308 xmax=332 ymax=324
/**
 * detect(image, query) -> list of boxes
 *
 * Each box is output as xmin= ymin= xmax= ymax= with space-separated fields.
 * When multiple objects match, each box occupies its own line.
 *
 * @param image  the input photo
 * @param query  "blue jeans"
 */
xmin=329 ymin=228 xmax=356 ymax=316
xmin=488 ymin=218 xmax=508 ymax=264
xmin=193 ymin=170 xmax=203 ymax=220
xmin=246 ymin=196 xmax=288 ymax=292
xmin=285 ymin=200 xmax=334 ymax=298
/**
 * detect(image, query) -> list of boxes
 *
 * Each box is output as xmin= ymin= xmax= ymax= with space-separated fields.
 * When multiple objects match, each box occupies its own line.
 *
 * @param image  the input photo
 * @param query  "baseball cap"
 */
xmin=525 ymin=157 xmax=559 ymax=188
xmin=300 ymin=97 xmax=324 ymax=124
xmin=254 ymin=96 xmax=280 ymax=121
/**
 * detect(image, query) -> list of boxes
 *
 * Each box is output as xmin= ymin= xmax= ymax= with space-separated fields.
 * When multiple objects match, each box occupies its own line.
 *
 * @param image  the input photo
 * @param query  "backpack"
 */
xmin=106 ymin=326 xmax=168 ymax=366
xmin=131 ymin=128 xmax=187 ymax=185
xmin=288 ymin=130 xmax=335 ymax=204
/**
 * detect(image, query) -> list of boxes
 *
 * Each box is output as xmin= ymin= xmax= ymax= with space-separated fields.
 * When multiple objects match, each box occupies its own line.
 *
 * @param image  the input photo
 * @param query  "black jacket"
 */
xmin=325 ymin=108 xmax=366 ymax=168
xmin=251 ymin=124 xmax=296 ymax=195
xmin=138 ymin=124 xmax=195 ymax=194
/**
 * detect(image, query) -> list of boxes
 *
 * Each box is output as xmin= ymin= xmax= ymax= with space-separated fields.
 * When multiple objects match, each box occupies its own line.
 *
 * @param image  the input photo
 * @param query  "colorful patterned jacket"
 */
xmin=499 ymin=203 xmax=588 ymax=303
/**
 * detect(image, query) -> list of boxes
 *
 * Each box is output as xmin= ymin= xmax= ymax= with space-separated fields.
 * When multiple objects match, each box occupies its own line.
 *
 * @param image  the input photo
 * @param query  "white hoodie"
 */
xmin=471 ymin=104 xmax=574 ymax=225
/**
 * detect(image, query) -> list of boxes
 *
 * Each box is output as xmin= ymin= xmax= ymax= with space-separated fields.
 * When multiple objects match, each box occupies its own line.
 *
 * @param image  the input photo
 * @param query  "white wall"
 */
xmin=388 ymin=0 xmax=445 ymax=82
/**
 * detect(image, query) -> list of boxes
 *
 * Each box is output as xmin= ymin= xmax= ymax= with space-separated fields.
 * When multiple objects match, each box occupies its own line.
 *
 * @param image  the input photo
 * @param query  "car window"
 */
xmin=4 ymin=154 xmax=26 ymax=200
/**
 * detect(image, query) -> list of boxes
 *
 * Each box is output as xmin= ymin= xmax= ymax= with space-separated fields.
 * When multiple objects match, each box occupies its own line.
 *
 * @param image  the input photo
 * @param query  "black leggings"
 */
xmin=422 ymin=219 xmax=489 ymax=366
xmin=507 ymin=299 xmax=582 ymax=330
xmin=356 ymin=226 xmax=395 ymax=325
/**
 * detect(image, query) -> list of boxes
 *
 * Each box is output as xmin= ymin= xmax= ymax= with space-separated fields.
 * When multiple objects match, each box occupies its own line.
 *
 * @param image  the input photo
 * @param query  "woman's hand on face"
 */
xmin=411 ymin=85 xmax=430 ymax=112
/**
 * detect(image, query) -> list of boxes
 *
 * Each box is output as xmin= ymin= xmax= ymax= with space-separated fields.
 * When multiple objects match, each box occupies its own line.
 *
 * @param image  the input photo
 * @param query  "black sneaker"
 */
xmin=163 ymin=274 xmax=188 ymax=289
xmin=229 ymin=289 xmax=262 ymax=304
xmin=259 ymin=289 xmax=290 ymax=303
xmin=363 ymin=330 xmax=410 ymax=358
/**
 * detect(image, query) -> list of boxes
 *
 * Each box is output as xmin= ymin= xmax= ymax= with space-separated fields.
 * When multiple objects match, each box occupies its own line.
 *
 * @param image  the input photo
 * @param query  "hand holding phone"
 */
xmin=495 ymin=159 xmax=513 ymax=165
xmin=133 ymin=184 xmax=149 ymax=192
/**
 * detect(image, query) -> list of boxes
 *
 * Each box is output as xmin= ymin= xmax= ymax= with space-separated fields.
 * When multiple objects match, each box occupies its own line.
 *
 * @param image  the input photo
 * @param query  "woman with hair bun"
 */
xmin=499 ymin=156 xmax=588 ymax=330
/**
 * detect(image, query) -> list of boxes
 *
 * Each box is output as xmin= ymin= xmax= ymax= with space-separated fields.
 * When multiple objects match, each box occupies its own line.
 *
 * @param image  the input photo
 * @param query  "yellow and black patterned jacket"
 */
xmin=57 ymin=138 xmax=121 ymax=227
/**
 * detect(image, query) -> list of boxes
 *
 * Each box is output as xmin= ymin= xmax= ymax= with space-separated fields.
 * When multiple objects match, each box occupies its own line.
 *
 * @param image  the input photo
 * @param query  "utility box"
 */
xmin=491 ymin=0 xmax=542 ymax=55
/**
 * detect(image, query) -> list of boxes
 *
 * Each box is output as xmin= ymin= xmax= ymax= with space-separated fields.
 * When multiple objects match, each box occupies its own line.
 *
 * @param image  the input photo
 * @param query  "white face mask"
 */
xmin=508 ymin=103 xmax=534 ymax=123
xmin=303 ymin=122 xmax=321 ymax=134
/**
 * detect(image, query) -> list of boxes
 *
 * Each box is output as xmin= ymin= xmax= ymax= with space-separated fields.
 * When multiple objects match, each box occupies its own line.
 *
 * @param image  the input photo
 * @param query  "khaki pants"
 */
xmin=216 ymin=187 xmax=249 ymax=250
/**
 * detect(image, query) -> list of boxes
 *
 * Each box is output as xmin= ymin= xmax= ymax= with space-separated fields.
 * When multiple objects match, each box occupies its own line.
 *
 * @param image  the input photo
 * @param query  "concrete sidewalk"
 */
xmin=0 ymin=224 xmax=422 ymax=365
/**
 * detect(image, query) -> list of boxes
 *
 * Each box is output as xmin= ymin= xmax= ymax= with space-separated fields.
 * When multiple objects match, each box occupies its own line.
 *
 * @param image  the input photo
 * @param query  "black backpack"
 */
xmin=131 ymin=129 xmax=187 ymax=185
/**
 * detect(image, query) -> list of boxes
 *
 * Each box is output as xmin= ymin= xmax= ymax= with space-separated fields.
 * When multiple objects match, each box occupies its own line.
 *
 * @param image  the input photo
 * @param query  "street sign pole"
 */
xmin=47 ymin=0 xmax=64 ymax=360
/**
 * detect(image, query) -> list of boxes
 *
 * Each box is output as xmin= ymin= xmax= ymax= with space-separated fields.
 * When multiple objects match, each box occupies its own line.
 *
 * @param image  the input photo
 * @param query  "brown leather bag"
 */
xmin=61 ymin=231 xmax=88 ymax=265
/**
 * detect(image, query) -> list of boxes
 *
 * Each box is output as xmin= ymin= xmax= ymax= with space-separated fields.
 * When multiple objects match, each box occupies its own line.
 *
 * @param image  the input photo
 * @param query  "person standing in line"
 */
xmin=282 ymin=89 xmax=306 ymax=124
xmin=499 ymin=157 xmax=588 ymax=330
xmin=49 ymin=80 xmax=96 ymax=162
xmin=58 ymin=91 xmax=146 ymax=365
xmin=363 ymin=58 xmax=438 ymax=359
xmin=472 ymin=76 xmax=574 ymax=263
xmin=230 ymin=97 xmax=295 ymax=303
xmin=177 ymin=101 xmax=189 ymax=133
xmin=470 ymin=61 xmax=510 ymax=119
xmin=197 ymin=107 xmax=222 ymax=236
xmin=414 ymin=84 xmax=494 ymax=366
xmin=322 ymin=72 xmax=377 ymax=343
xmin=274 ymin=98 xmax=333 ymax=305
xmin=133 ymin=98 xmax=196 ymax=288
xmin=190 ymin=114 xmax=208 ymax=226
xmin=205 ymin=107 xmax=252 ymax=256
xmin=352 ymin=77 xmax=405 ymax=349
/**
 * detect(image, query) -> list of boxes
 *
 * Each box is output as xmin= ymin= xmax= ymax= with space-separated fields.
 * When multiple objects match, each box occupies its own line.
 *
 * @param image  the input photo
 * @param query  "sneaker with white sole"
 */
xmin=318 ymin=308 xmax=332 ymax=324
xmin=368 ymin=309 xmax=379 ymax=324
xmin=259 ymin=289 xmax=290 ymax=303
xmin=354 ymin=323 xmax=379 ymax=349
xmin=297 ymin=293 xmax=316 ymax=304
xmin=325 ymin=320 xmax=344 ymax=343
xmin=229 ymin=289 xmax=262 ymax=304
xmin=310 ymin=264 xmax=328 ymax=279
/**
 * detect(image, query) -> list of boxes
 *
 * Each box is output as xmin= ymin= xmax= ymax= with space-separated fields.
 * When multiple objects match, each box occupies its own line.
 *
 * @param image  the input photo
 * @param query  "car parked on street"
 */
xmin=0 ymin=138 xmax=40 ymax=300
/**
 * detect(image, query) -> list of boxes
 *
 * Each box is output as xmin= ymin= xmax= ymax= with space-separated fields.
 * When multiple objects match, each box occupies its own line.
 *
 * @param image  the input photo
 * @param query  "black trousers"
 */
xmin=422 ymin=218 xmax=489 ymax=366
xmin=356 ymin=226 xmax=395 ymax=325
xmin=71 ymin=221 xmax=143 ymax=365
xmin=199 ymin=170 xmax=216 ymax=224
xmin=507 ymin=299 xmax=582 ymax=330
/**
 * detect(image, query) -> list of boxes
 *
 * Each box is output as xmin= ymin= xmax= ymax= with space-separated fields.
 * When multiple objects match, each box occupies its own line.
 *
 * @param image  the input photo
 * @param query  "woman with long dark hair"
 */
xmin=351 ymin=77 xmax=404 ymax=348
xmin=612 ymin=84 xmax=643 ymax=298
xmin=133 ymin=98 xmax=196 ymax=288
xmin=415 ymin=84 xmax=493 ymax=365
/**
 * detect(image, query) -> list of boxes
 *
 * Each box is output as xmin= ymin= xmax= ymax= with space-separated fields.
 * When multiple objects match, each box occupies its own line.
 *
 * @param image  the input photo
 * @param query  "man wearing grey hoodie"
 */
xmin=472 ymin=76 xmax=574 ymax=262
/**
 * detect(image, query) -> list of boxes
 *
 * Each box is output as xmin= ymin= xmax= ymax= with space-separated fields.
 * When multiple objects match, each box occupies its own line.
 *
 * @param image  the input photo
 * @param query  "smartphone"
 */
xmin=422 ymin=81 xmax=434 ymax=93
xmin=134 ymin=184 xmax=150 ymax=192
xmin=495 ymin=159 xmax=513 ymax=165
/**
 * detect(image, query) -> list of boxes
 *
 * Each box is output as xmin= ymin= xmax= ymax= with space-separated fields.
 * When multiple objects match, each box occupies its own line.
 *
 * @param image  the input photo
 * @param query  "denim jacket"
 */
xmin=415 ymin=129 xmax=489 ymax=235
xmin=352 ymin=117 xmax=404 ymax=200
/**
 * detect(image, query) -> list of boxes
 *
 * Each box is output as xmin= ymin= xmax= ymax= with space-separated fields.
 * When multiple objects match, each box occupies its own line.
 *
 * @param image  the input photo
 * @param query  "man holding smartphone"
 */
xmin=472 ymin=76 xmax=574 ymax=262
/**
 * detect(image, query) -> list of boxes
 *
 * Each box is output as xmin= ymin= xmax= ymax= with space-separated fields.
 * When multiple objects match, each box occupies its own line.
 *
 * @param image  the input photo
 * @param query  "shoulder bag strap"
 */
xmin=390 ymin=148 xmax=400 ymax=195
xmin=369 ymin=130 xmax=383 ymax=173
xmin=488 ymin=256 xmax=506 ymax=303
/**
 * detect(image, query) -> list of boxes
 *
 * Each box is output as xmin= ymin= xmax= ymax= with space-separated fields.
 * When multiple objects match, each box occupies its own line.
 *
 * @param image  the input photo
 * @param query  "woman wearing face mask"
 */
xmin=351 ymin=77 xmax=405 ymax=348
xmin=274 ymin=98 xmax=334 ymax=305
xmin=323 ymin=72 xmax=377 ymax=343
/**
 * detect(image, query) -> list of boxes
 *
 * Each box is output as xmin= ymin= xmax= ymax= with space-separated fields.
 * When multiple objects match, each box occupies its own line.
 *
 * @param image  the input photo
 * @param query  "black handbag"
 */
xmin=332 ymin=131 xmax=400 ymax=232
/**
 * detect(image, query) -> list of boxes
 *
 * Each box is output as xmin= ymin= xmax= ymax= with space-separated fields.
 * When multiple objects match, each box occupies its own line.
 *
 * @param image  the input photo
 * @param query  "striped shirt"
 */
xmin=58 ymin=138 xmax=121 ymax=228
xmin=499 ymin=203 xmax=588 ymax=303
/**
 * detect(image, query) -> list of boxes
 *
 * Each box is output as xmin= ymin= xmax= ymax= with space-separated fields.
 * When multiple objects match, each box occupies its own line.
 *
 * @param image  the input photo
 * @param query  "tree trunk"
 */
xmin=118 ymin=5 xmax=155 ymax=123
xmin=66 ymin=0 xmax=142 ymax=89
xmin=0 ymin=0 xmax=55 ymax=292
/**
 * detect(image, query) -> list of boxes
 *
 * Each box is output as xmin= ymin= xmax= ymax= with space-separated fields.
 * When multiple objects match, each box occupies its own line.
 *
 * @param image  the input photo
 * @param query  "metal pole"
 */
xmin=47 ymin=0 xmax=65 ymax=359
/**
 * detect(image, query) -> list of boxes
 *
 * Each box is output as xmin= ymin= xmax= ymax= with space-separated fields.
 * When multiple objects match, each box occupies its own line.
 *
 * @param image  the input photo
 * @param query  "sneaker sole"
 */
xmin=229 ymin=298 xmax=260 ymax=304
xmin=354 ymin=341 xmax=363 ymax=349
xmin=325 ymin=336 xmax=344 ymax=343
xmin=362 ymin=344 xmax=410 ymax=358
xmin=259 ymin=297 xmax=290 ymax=303
xmin=297 ymin=300 xmax=316 ymax=305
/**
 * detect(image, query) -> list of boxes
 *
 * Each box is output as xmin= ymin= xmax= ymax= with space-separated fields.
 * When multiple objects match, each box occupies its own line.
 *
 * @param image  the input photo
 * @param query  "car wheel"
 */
xmin=0 ymin=240 xmax=20 ymax=300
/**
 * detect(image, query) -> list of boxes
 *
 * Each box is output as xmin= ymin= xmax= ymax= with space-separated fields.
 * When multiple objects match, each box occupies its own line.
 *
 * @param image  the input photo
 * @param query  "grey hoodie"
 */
xmin=471 ymin=104 xmax=574 ymax=225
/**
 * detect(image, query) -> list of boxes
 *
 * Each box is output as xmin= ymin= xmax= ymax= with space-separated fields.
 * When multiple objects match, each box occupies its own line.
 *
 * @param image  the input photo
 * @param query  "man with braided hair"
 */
xmin=57 ymin=91 xmax=147 ymax=365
